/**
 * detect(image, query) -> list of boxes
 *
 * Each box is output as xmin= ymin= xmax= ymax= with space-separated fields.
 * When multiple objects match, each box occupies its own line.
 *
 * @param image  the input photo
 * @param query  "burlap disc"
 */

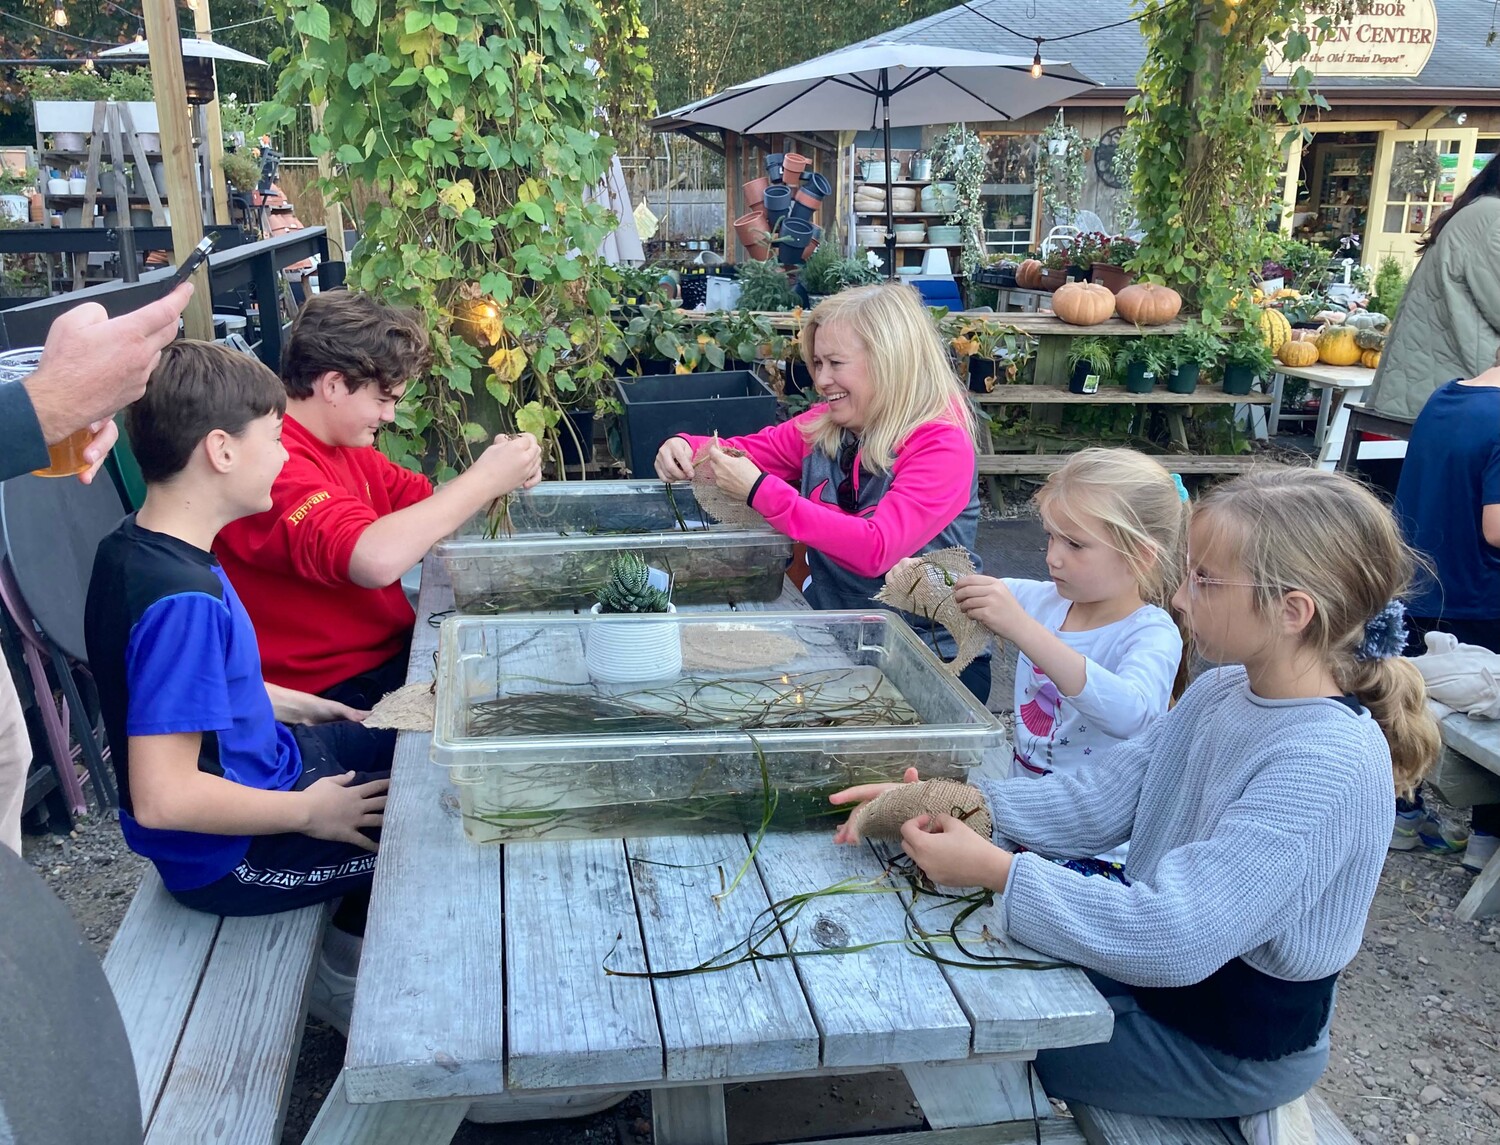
xmin=690 ymin=441 xmax=767 ymax=529
xmin=849 ymin=779 xmax=991 ymax=843
xmin=681 ymin=627 xmax=806 ymax=671
xmin=874 ymin=548 xmax=990 ymax=675
xmin=364 ymin=682 xmax=437 ymax=732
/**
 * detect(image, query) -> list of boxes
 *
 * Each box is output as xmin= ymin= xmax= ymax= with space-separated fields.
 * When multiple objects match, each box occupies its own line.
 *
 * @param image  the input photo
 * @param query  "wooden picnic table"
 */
xmin=303 ymin=555 xmax=1113 ymax=1144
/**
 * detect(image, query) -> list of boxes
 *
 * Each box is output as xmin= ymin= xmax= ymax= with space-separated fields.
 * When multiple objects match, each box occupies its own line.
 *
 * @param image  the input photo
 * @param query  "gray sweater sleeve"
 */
xmin=0 ymin=379 xmax=51 ymax=482
xmin=994 ymin=738 xmax=1378 ymax=988
xmin=973 ymin=719 xmax=1159 ymax=858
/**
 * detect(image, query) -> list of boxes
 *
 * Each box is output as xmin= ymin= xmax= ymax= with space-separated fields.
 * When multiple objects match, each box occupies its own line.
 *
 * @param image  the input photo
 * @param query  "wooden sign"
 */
xmin=1268 ymin=0 xmax=1437 ymax=78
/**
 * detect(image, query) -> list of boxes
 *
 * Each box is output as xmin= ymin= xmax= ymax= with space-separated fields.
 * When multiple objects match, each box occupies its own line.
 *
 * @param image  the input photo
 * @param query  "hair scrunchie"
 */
xmin=1357 ymin=599 xmax=1408 ymax=662
xmin=1170 ymin=473 xmax=1190 ymax=503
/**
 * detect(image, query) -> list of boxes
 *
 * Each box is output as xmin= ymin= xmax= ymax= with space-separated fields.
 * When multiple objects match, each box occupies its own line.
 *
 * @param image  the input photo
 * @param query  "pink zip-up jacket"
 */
xmin=679 ymin=405 xmax=980 ymax=614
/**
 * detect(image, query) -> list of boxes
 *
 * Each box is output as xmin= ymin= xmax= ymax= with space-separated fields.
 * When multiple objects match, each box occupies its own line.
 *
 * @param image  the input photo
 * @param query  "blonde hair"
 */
xmin=1036 ymin=448 xmax=1192 ymax=696
xmin=799 ymin=284 xmax=975 ymax=472
xmin=1198 ymin=468 xmax=1440 ymax=796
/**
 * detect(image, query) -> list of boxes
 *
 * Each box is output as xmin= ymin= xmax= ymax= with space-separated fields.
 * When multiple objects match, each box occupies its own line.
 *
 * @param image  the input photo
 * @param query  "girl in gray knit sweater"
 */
xmin=834 ymin=468 xmax=1440 ymax=1145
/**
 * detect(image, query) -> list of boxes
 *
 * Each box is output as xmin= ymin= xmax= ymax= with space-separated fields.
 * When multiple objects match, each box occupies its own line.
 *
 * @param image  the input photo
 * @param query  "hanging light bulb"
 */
xmin=53 ymin=0 xmax=69 ymax=28
xmin=1030 ymin=40 xmax=1044 ymax=79
xmin=134 ymin=21 xmax=144 ymax=40
xmin=186 ymin=0 xmax=198 ymax=10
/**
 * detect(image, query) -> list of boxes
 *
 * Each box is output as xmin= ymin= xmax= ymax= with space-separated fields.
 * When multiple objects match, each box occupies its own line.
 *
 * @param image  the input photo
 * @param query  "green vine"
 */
xmin=261 ymin=0 xmax=654 ymax=476
xmin=1037 ymin=111 xmax=1087 ymax=223
xmin=1126 ymin=0 xmax=1341 ymax=321
xmin=929 ymin=124 xmax=985 ymax=277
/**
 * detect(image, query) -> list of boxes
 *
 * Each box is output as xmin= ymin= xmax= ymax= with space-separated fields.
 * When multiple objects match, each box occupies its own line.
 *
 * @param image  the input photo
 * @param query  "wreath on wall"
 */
xmin=1391 ymin=141 xmax=1443 ymax=198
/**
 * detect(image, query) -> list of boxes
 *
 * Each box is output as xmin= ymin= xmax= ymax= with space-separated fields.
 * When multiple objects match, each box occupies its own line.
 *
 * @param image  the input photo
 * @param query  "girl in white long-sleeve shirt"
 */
xmin=951 ymin=448 xmax=1187 ymax=788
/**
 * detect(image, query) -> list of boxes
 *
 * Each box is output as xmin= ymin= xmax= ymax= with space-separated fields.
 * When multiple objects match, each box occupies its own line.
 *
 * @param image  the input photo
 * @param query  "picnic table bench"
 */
xmin=103 ymin=871 xmax=328 ymax=1144
xmin=1425 ymin=702 xmax=1500 ymax=921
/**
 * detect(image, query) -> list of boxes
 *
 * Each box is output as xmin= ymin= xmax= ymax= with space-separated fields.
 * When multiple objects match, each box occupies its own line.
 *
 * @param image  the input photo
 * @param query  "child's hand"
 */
xmin=301 ymin=772 xmax=389 ymax=852
xmin=953 ymin=575 xmax=1029 ymax=639
xmin=475 ymin=432 xmax=543 ymax=495
xmin=705 ymin=444 xmax=762 ymax=502
xmin=900 ymin=813 xmax=1013 ymax=890
xmin=655 ymin=436 xmax=697 ymax=482
xmin=267 ymin=684 xmax=370 ymax=726
xmin=829 ymin=766 xmax=919 ymax=843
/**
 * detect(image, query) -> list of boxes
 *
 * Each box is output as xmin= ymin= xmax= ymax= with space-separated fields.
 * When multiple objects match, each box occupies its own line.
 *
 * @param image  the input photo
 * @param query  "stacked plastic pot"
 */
xmin=733 ymin=152 xmax=831 ymax=268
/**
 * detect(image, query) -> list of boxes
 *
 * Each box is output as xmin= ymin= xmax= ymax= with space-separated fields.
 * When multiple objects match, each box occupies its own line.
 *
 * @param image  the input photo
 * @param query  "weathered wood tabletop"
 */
xmin=303 ymin=555 xmax=1112 ymax=1145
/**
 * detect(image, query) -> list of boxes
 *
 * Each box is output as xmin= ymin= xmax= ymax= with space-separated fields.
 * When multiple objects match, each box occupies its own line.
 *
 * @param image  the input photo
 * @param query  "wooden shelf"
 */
xmin=855 ymin=180 xmax=933 ymax=187
xmin=42 ymin=149 xmax=161 ymax=160
xmin=975 ymin=385 xmax=1272 ymax=406
xmin=856 ymin=211 xmax=950 ymax=218
xmin=892 ymin=242 xmax=963 ymax=250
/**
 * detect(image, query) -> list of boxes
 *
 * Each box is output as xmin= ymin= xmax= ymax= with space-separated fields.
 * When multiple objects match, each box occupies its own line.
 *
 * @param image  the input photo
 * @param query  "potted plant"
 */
xmin=585 ymin=551 xmax=681 ymax=684
xmin=221 ymin=149 xmax=262 ymax=196
xmin=929 ymin=124 xmax=985 ymax=276
xmin=1038 ymin=246 xmax=1070 ymax=292
xmin=1115 ymin=336 xmax=1168 ymax=395
xmin=736 ymin=257 xmax=798 ymax=312
xmin=1067 ymin=335 xmax=1115 ymax=395
xmin=1167 ymin=324 xmax=1226 ymax=395
xmin=950 ymin=321 xmax=1030 ymax=394
xmin=800 ymin=245 xmax=880 ymax=303
xmin=0 ymin=168 xmax=35 ymax=223
xmin=1038 ymin=110 xmax=1087 ymax=224
xmin=1221 ymin=326 xmax=1275 ymax=397
xmin=1091 ymin=235 xmax=1139 ymax=294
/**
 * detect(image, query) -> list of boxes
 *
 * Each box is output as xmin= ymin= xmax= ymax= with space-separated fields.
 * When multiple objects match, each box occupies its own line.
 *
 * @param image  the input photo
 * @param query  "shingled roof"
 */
xmin=846 ymin=0 xmax=1500 ymax=99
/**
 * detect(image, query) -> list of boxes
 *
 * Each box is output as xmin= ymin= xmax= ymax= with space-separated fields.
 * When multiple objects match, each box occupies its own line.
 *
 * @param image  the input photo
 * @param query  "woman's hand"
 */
xmin=900 ymin=813 xmax=1013 ymax=890
xmin=953 ymin=574 xmax=1030 ymax=640
xmin=829 ymin=766 xmax=919 ymax=843
xmin=655 ymin=436 xmax=697 ymax=482
xmin=706 ymin=443 xmax=763 ymax=502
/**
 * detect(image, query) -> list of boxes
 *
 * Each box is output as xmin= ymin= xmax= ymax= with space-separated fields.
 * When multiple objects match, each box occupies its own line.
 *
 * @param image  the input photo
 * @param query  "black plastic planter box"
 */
xmin=613 ymin=370 xmax=779 ymax=477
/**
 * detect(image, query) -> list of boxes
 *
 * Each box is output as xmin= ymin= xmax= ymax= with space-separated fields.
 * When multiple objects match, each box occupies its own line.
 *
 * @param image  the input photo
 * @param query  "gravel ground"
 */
xmin=23 ymin=790 xmax=1500 ymax=1145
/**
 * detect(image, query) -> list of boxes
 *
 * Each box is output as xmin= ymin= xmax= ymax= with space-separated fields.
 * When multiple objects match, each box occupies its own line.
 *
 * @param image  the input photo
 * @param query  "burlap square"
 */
xmin=874 ymin=548 xmax=990 ymax=675
xmin=848 ymin=778 xmax=992 ymax=843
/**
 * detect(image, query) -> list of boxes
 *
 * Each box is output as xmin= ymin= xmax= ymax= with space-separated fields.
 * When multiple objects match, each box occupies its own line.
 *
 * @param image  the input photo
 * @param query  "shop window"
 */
xmin=978 ymin=133 xmax=1038 ymax=256
xmin=1382 ymin=138 xmax=1470 ymax=235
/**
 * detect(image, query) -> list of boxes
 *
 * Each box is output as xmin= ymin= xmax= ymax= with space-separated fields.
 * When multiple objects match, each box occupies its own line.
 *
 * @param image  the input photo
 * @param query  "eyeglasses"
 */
xmin=836 ymin=437 xmax=860 ymax=513
xmin=1186 ymin=571 xmax=1280 ymax=599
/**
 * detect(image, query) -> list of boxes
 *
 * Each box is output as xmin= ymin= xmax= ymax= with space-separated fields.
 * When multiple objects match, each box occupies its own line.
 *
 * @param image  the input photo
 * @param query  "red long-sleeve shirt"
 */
xmin=214 ymin=415 xmax=433 ymax=693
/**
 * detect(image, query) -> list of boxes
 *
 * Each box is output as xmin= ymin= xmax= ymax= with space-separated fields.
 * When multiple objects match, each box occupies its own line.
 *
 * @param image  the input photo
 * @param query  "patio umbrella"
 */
xmin=653 ymin=42 xmax=1097 ymax=275
xmin=97 ymin=37 xmax=269 ymax=66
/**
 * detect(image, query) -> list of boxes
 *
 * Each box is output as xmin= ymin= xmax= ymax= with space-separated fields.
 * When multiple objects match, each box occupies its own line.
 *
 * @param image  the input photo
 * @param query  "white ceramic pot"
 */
xmin=0 ymin=195 xmax=28 ymax=224
xmin=68 ymin=176 xmax=86 ymax=194
xmin=136 ymin=133 xmax=160 ymax=153
xmin=585 ymin=603 xmax=682 ymax=684
xmin=54 ymin=132 xmax=86 ymax=151
xmin=47 ymin=177 xmax=69 ymax=196
xmin=1048 ymin=139 xmax=1069 ymax=156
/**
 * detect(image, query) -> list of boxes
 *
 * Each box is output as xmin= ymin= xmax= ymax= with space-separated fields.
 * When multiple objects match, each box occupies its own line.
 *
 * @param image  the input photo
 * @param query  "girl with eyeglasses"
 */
xmin=830 ymin=467 xmax=1439 ymax=1145
xmin=655 ymin=283 xmax=990 ymax=701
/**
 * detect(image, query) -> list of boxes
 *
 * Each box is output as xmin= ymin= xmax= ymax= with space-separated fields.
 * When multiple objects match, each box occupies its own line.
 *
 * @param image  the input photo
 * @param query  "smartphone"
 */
xmin=168 ymin=235 xmax=217 ymax=288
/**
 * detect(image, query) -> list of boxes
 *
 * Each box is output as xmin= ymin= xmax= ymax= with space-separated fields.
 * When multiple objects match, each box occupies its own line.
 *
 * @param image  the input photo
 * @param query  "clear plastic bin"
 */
xmin=434 ymin=479 xmax=792 ymax=613
xmin=432 ymin=611 xmax=1003 ymax=843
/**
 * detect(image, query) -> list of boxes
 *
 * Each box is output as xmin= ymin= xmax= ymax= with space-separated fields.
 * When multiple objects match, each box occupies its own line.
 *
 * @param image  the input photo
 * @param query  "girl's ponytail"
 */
xmin=1343 ymin=657 xmax=1441 ymax=798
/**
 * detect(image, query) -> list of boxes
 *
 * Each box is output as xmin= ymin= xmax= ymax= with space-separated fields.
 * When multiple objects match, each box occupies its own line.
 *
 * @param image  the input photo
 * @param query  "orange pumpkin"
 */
xmin=1276 ymin=340 xmax=1318 ymax=367
xmin=1016 ymin=259 xmax=1043 ymax=290
xmin=1051 ymin=281 xmax=1117 ymax=326
xmin=1316 ymin=324 xmax=1361 ymax=366
xmin=1114 ymin=283 xmax=1183 ymax=326
xmin=1360 ymin=348 xmax=1382 ymax=369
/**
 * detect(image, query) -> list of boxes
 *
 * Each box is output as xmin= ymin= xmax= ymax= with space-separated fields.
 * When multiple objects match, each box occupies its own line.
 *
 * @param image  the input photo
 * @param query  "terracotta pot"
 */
xmin=734 ymin=210 xmax=771 ymax=258
xmin=1037 ymin=268 xmax=1068 ymax=292
xmin=793 ymin=187 xmax=823 ymax=210
xmin=781 ymin=153 xmax=811 ymax=180
xmin=742 ymin=177 xmax=770 ymax=209
xmin=1090 ymin=263 xmax=1135 ymax=294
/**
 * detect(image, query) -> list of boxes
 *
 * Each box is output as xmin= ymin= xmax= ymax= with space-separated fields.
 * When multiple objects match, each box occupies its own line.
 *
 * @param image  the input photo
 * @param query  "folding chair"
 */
xmin=0 ymin=472 xmax=129 ymax=809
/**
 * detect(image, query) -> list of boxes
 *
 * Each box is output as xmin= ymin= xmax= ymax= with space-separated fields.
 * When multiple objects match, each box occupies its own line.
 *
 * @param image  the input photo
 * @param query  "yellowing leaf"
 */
xmin=674 ymin=363 xmax=692 ymax=374
xmin=489 ymin=346 xmax=527 ymax=382
xmin=438 ymin=179 xmax=476 ymax=213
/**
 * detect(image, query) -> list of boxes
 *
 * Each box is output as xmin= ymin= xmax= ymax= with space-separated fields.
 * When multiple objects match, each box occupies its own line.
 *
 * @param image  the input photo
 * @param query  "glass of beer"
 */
xmin=0 ymin=348 xmax=95 ymax=478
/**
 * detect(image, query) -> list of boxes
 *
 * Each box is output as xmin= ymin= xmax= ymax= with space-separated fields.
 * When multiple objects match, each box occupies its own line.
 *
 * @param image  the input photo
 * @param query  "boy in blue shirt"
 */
xmin=84 ymin=341 xmax=394 ymax=1029
xmin=1392 ymin=345 xmax=1500 ymax=873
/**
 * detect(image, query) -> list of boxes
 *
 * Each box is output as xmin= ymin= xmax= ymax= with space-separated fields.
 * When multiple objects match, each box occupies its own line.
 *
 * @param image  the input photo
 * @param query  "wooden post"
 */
xmin=142 ymin=0 xmax=213 ymax=339
xmin=307 ymin=100 xmax=346 ymax=263
xmin=192 ymin=0 xmax=230 ymax=226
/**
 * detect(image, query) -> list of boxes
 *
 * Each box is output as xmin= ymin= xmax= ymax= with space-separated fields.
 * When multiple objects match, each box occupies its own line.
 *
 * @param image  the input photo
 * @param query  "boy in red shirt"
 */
xmin=216 ymin=292 xmax=542 ymax=707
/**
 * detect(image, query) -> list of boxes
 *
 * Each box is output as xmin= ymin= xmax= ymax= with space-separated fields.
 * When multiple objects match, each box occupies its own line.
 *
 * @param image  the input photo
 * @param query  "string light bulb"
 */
xmin=186 ymin=0 xmax=198 ymax=10
xmin=53 ymin=0 xmax=68 ymax=28
xmin=134 ymin=21 xmax=144 ymax=40
xmin=1030 ymin=40 xmax=1043 ymax=79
